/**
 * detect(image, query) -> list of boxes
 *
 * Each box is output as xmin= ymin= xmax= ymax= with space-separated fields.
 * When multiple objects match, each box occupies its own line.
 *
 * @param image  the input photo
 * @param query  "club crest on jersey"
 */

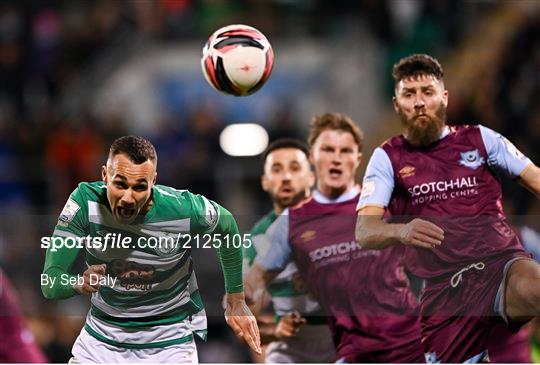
xmin=459 ymin=149 xmax=485 ymax=169
xmin=154 ymin=232 xmax=182 ymax=257
xmin=424 ymin=352 xmax=440 ymax=364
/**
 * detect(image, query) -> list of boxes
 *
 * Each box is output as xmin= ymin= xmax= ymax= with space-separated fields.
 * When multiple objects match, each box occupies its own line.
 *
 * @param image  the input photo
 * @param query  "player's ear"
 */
xmin=442 ymin=89 xmax=449 ymax=108
xmin=357 ymin=152 xmax=363 ymax=166
xmin=101 ymin=165 xmax=107 ymax=183
xmin=308 ymin=169 xmax=315 ymax=189
xmin=392 ymin=96 xmax=399 ymax=112
xmin=261 ymin=175 xmax=269 ymax=192
xmin=152 ymin=172 xmax=157 ymax=185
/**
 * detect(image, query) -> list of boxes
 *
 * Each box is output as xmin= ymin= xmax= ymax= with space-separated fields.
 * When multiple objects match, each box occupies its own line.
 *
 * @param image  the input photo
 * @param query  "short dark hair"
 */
xmin=392 ymin=54 xmax=444 ymax=86
xmin=308 ymin=112 xmax=363 ymax=151
xmin=109 ymin=136 xmax=157 ymax=164
xmin=262 ymin=138 xmax=309 ymax=163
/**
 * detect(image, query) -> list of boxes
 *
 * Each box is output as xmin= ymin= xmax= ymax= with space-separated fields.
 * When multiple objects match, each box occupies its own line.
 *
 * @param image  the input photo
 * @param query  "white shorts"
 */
xmin=265 ymin=324 xmax=335 ymax=363
xmin=70 ymin=328 xmax=198 ymax=364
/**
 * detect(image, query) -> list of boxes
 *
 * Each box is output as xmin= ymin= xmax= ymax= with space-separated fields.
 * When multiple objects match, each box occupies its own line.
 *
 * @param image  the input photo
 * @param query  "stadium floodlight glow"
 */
xmin=219 ymin=123 xmax=269 ymax=156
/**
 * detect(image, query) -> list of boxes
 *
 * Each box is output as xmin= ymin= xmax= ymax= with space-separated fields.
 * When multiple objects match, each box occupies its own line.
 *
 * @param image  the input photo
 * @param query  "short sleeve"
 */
xmin=357 ymin=147 xmax=395 ymax=210
xmin=53 ymin=185 xmax=89 ymax=238
xmin=255 ymin=212 xmax=291 ymax=271
xmin=479 ymin=125 xmax=532 ymax=179
xmin=190 ymin=194 xmax=221 ymax=234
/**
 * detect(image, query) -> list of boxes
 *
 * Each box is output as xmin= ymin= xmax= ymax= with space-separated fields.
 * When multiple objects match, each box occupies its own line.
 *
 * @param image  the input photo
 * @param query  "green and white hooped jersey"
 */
xmin=53 ymin=182 xmax=222 ymax=348
xmin=243 ymin=211 xmax=322 ymax=316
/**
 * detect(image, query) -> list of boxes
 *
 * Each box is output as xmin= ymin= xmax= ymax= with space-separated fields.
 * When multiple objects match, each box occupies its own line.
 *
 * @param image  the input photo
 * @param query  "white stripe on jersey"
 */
xmin=53 ymin=229 xmax=79 ymax=238
xmin=87 ymin=312 xmax=194 ymax=344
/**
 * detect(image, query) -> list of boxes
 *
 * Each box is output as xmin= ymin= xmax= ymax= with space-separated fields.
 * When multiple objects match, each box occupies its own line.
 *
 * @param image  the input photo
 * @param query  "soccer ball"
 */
xmin=201 ymin=24 xmax=274 ymax=96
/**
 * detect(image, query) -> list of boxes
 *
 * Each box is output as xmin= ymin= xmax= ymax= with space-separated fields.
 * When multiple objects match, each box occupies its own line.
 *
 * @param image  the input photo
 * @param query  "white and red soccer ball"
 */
xmin=201 ymin=24 xmax=274 ymax=96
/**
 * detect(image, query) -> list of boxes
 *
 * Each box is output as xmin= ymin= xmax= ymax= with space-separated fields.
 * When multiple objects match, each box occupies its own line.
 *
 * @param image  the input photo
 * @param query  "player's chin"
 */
xmin=276 ymin=195 xmax=294 ymax=207
xmin=325 ymin=175 xmax=346 ymax=187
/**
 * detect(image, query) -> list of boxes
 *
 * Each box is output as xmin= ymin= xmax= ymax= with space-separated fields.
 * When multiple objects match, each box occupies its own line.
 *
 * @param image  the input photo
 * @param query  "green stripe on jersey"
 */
xmin=84 ymin=324 xmax=194 ymax=349
xmin=268 ymin=280 xmax=301 ymax=298
xmin=91 ymin=289 xmax=204 ymax=328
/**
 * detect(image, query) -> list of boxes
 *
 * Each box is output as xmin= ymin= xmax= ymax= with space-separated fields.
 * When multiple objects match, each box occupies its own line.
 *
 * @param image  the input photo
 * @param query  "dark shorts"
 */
xmin=420 ymin=252 xmax=531 ymax=363
xmin=339 ymin=342 xmax=425 ymax=363
xmin=487 ymin=323 xmax=531 ymax=363
xmin=335 ymin=317 xmax=425 ymax=363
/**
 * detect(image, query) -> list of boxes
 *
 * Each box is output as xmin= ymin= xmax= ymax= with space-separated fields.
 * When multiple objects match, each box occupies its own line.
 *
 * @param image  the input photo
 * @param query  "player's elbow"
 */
xmin=356 ymin=234 xmax=379 ymax=249
xmin=355 ymin=221 xmax=375 ymax=248
xmin=41 ymin=285 xmax=55 ymax=300
xmin=355 ymin=215 xmax=388 ymax=249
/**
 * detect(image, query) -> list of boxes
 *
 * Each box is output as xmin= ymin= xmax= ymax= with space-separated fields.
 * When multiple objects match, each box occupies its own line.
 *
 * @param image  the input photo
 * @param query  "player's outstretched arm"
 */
xmin=41 ymin=239 xmax=81 ymax=299
xmin=518 ymin=163 xmax=540 ymax=199
xmin=274 ymin=311 xmax=307 ymax=339
xmin=224 ymin=292 xmax=262 ymax=354
xmin=212 ymin=206 xmax=262 ymax=354
xmin=244 ymin=263 xmax=279 ymax=316
xmin=356 ymin=206 xmax=444 ymax=249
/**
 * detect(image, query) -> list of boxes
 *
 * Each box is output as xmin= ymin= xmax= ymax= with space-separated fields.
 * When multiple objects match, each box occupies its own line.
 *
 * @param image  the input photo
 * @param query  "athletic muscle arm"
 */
xmin=244 ymin=263 xmax=279 ymax=316
xmin=518 ymin=163 xmax=540 ymax=199
xmin=41 ymin=242 xmax=81 ymax=299
xmin=356 ymin=206 xmax=444 ymax=250
xmin=355 ymin=206 xmax=404 ymax=249
xmin=213 ymin=206 xmax=244 ymax=293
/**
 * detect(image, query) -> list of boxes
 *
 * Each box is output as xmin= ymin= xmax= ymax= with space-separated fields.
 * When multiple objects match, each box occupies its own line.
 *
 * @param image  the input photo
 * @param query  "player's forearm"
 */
xmin=257 ymin=318 xmax=278 ymax=344
xmin=214 ymin=207 xmax=244 ymax=293
xmin=245 ymin=263 xmax=278 ymax=316
xmin=519 ymin=163 xmax=540 ymax=199
xmin=41 ymin=239 xmax=81 ymax=299
xmin=41 ymin=266 xmax=78 ymax=299
xmin=355 ymin=214 xmax=405 ymax=249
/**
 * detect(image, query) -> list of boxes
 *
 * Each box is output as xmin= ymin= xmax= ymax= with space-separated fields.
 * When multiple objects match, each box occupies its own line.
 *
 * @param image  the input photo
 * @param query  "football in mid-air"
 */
xmin=201 ymin=24 xmax=274 ymax=96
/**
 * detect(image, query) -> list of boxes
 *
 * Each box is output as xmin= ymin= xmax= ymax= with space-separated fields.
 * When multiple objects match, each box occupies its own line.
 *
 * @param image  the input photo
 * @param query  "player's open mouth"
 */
xmin=279 ymin=187 xmax=294 ymax=196
xmin=329 ymin=168 xmax=342 ymax=178
xmin=117 ymin=207 xmax=136 ymax=219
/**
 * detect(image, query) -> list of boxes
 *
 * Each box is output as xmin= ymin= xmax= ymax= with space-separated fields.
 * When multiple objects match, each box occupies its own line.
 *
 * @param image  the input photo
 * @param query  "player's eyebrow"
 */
xmin=401 ymin=86 xmax=417 ymax=93
xmin=113 ymin=175 xmax=148 ymax=183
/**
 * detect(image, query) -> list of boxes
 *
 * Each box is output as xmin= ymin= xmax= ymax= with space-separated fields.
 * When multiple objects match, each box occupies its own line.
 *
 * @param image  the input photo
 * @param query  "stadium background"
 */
xmin=0 ymin=0 xmax=538 ymax=362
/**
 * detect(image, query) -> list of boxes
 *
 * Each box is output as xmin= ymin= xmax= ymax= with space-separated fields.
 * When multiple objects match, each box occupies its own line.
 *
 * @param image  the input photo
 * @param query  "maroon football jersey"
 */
xmin=382 ymin=125 xmax=524 ymax=279
xmin=0 ymin=269 xmax=46 ymax=363
xmin=288 ymin=193 xmax=423 ymax=361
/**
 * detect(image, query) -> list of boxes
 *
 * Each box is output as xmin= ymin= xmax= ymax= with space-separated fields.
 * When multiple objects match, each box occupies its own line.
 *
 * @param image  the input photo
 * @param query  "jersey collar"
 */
xmin=440 ymin=125 xmax=450 ymax=140
xmin=313 ymin=186 xmax=361 ymax=204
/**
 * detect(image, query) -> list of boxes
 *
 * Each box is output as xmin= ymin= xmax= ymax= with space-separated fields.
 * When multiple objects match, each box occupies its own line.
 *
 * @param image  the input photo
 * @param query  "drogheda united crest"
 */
xmin=459 ymin=149 xmax=485 ymax=169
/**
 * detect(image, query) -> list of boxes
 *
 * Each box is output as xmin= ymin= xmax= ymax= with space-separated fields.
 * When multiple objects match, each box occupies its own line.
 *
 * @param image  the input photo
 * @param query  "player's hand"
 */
xmin=399 ymin=218 xmax=444 ymax=249
xmin=224 ymin=292 xmax=262 ymax=354
xmin=73 ymin=264 xmax=106 ymax=295
xmin=274 ymin=311 xmax=307 ymax=339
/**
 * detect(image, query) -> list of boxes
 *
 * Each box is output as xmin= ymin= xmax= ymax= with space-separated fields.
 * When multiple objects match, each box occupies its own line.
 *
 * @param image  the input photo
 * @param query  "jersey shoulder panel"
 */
xmin=249 ymin=211 xmax=278 ymax=236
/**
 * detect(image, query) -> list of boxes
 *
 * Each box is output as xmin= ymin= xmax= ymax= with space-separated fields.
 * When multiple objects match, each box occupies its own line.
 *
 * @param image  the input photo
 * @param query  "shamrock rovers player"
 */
xmin=41 ymin=136 xmax=260 ymax=363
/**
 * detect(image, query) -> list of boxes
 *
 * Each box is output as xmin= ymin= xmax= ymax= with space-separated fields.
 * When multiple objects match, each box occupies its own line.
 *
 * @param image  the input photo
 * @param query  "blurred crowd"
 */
xmin=0 ymin=0 xmax=538 ymax=362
